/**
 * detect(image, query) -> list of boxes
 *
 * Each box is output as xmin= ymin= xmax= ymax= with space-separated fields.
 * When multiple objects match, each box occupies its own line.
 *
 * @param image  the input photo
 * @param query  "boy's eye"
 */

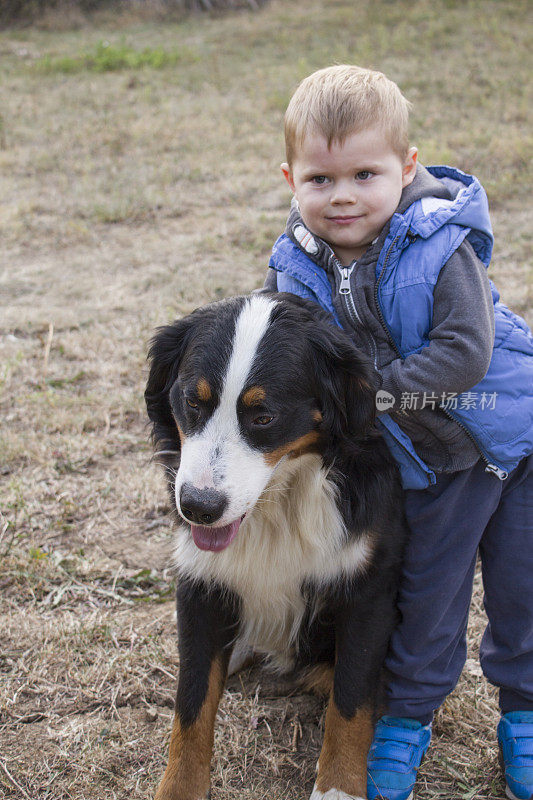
xmin=312 ymin=175 xmax=329 ymax=185
xmin=356 ymin=171 xmax=372 ymax=180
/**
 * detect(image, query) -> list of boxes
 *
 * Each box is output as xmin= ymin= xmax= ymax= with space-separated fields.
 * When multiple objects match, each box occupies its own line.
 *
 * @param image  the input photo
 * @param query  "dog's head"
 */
xmin=145 ymin=292 xmax=378 ymax=552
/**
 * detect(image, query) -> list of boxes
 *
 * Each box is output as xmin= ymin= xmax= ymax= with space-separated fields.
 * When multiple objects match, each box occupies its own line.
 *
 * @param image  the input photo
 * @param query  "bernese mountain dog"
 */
xmin=145 ymin=292 xmax=406 ymax=800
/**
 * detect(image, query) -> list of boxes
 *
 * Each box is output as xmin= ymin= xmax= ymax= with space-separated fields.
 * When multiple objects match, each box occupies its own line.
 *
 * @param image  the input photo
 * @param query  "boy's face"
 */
xmin=282 ymin=127 xmax=418 ymax=265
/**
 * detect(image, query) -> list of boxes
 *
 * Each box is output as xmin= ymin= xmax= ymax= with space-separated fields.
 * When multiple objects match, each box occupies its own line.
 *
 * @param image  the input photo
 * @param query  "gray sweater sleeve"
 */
xmin=380 ymin=240 xmax=495 ymax=402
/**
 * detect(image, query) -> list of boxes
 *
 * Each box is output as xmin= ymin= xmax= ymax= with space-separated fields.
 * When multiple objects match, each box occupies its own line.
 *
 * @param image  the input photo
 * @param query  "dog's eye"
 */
xmin=253 ymin=415 xmax=274 ymax=426
xmin=186 ymin=398 xmax=198 ymax=410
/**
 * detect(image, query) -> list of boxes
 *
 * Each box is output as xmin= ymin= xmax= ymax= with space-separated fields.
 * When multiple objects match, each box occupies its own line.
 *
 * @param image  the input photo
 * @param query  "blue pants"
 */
xmin=385 ymin=454 xmax=533 ymax=722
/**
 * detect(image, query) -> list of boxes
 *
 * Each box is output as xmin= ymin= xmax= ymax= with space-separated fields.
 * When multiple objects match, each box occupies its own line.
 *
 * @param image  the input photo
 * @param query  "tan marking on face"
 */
xmin=242 ymin=385 xmax=266 ymax=407
xmin=313 ymin=409 xmax=323 ymax=423
xmin=315 ymin=702 xmax=374 ymax=797
xmin=263 ymin=430 xmax=321 ymax=467
xmin=154 ymin=656 xmax=225 ymax=800
xmin=176 ymin=422 xmax=186 ymax=445
xmin=299 ymin=663 xmax=334 ymax=697
xmin=197 ymin=377 xmax=212 ymax=402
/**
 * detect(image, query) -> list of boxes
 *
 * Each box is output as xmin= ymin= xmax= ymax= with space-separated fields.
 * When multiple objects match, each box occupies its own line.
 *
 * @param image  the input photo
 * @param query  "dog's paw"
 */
xmin=309 ymin=785 xmax=365 ymax=800
xmin=154 ymin=793 xmax=209 ymax=800
xmin=154 ymin=781 xmax=210 ymax=800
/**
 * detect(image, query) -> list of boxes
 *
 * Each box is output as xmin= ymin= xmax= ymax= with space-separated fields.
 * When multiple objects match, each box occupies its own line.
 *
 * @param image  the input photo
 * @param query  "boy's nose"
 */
xmin=331 ymin=181 xmax=357 ymax=205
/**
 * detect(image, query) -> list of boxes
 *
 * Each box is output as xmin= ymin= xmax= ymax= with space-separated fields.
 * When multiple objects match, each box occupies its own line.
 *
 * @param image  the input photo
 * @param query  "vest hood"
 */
xmin=400 ymin=165 xmax=494 ymax=266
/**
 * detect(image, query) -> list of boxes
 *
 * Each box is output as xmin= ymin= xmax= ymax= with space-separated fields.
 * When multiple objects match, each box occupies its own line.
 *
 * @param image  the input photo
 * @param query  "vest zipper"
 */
xmin=373 ymin=233 xmax=508 ymax=481
xmin=374 ymin=233 xmax=403 ymax=355
xmin=334 ymin=260 xmax=378 ymax=368
xmin=439 ymin=408 xmax=508 ymax=480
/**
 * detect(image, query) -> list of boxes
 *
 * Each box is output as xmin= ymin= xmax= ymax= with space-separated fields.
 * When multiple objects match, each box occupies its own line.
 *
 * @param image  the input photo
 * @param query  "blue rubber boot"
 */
xmin=367 ymin=716 xmax=432 ymax=800
xmin=498 ymin=711 xmax=533 ymax=800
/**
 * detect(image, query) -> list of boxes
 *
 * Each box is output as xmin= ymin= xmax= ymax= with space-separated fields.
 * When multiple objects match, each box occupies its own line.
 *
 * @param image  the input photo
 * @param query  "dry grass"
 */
xmin=0 ymin=0 xmax=531 ymax=798
xmin=1 ymin=0 xmax=268 ymax=31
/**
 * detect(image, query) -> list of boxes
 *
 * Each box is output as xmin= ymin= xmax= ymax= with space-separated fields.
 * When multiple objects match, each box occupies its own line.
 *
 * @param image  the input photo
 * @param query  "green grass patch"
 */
xmin=45 ymin=370 xmax=89 ymax=389
xmin=34 ymin=39 xmax=197 ymax=74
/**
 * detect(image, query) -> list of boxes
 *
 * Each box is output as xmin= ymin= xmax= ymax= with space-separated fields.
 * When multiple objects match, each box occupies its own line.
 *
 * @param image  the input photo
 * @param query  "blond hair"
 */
xmin=284 ymin=65 xmax=411 ymax=165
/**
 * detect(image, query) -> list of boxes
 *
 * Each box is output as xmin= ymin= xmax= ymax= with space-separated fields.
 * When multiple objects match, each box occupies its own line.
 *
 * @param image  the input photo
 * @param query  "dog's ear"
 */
xmin=310 ymin=322 xmax=379 ymax=445
xmin=145 ymin=316 xmax=194 ymax=439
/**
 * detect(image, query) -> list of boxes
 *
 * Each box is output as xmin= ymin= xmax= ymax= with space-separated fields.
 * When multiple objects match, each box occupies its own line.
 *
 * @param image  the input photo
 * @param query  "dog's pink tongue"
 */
xmin=191 ymin=518 xmax=241 ymax=552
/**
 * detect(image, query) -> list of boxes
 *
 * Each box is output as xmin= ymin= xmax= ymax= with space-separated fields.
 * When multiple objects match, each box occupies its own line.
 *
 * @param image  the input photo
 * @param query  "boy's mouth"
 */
xmin=328 ymin=215 xmax=364 ymax=224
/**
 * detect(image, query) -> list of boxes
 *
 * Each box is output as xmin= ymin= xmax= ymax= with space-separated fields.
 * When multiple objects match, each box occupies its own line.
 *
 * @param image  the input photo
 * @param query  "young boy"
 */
xmin=264 ymin=65 xmax=533 ymax=800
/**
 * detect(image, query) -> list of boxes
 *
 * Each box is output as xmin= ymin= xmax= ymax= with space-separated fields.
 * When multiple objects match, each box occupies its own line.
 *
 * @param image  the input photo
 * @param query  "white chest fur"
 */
xmin=173 ymin=454 xmax=372 ymax=666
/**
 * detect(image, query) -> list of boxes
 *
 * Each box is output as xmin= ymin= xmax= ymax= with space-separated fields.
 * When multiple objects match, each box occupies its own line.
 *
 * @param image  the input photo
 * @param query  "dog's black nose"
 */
xmin=179 ymin=484 xmax=228 ymax=526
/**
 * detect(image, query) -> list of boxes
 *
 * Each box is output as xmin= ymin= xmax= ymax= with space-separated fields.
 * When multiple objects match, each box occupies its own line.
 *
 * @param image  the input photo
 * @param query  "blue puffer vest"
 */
xmin=269 ymin=166 xmax=533 ymax=490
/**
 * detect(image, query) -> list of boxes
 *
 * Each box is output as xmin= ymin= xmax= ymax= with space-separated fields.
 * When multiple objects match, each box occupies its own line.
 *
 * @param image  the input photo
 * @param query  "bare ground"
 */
xmin=0 ymin=1 xmax=532 ymax=798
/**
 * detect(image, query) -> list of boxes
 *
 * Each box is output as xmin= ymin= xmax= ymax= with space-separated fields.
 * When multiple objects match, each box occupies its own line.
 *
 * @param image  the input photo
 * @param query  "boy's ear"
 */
xmin=281 ymin=162 xmax=296 ymax=192
xmin=402 ymin=147 xmax=418 ymax=188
